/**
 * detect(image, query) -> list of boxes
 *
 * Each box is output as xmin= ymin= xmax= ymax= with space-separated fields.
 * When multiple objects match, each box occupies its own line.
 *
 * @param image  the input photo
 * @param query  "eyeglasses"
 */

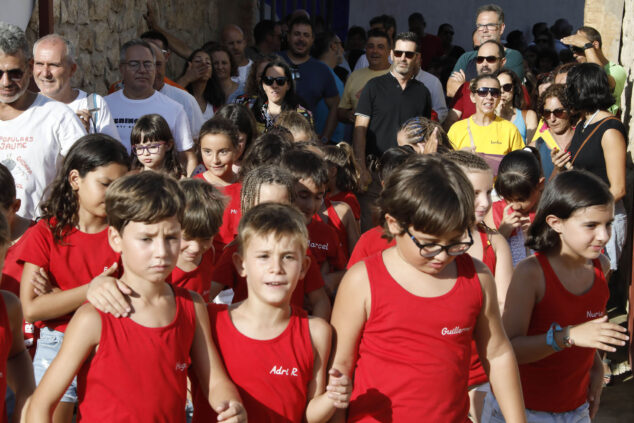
xmin=122 ymin=61 xmax=155 ymax=71
xmin=262 ymin=76 xmax=288 ymax=86
xmin=476 ymin=23 xmax=500 ymax=31
xmin=0 ymin=68 xmax=25 ymax=81
xmin=501 ymin=83 xmax=513 ymax=92
xmin=406 ymin=228 xmax=473 ymax=258
xmin=474 ymin=87 xmax=501 ymax=98
xmin=476 ymin=55 xmax=499 ymax=64
xmin=393 ymin=50 xmax=418 ymax=59
xmin=133 ymin=142 xmax=165 ymax=155
xmin=542 ymin=108 xmax=568 ymax=119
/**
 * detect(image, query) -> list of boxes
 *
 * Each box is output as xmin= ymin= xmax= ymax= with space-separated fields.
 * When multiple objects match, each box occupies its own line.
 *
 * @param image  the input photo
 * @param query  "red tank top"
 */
xmin=348 ymin=253 xmax=482 ymax=422
xmin=328 ymin=191 xmax=361 ymax=220
xmin=520 ymin=253 xmax=609 ymax=412
xmin=77 ymin=287 xmax=196 ymax=422
xmin=169 ymin=249 xmax=215 ymax=302
xmin=347 ymin=226 xmax=395 ymax=269
xmin=0 ymin=294 xmax=12 ymax=423
xmin=192 ymin=304 xmax=314 ymax=423
xmin=320 ymin=198 xmax=349 ymax=257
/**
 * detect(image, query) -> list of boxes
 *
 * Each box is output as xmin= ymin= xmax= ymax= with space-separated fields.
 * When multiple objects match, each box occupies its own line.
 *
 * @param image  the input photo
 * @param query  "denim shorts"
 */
xmin=482 ymin=391 xmax=590 ymax=423
xmin=33 ymin=327 xmax=78 ymax=403
xmin=604 ymin=200 xmax=627 ymax=271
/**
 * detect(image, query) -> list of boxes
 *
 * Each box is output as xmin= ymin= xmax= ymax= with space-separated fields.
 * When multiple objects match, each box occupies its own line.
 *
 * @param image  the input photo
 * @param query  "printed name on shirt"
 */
xmin=175 ymin=362 xmax=188 ymax=372
xmin=441 ymin=326 xmax=471 ymax=336
xmin=586 ymin=310 xmax=604 ymax=319
xmin=114 ymin=118 xmax=139 ymax=125
xmin=230 ymin=208 xmax=238 ymax=215
xmin=490 ymin=139 xmax=502 ymax=145
xmin=309 ymin=241 xmax=329 ymax=251
xmin=269 ymin=365 xmax=299 ymax=376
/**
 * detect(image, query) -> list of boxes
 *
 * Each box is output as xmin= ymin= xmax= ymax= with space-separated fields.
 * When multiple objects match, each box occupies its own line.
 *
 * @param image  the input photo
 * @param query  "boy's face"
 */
xmin=294 ymin=178 xmax=325 ymax=224
xmin=179 ymin=234 xmax=213 ymax=265
xmin=109 ymin=217 xmax=181 ymax=283
xmin=233 ymin=232 xmax=310 ymax=306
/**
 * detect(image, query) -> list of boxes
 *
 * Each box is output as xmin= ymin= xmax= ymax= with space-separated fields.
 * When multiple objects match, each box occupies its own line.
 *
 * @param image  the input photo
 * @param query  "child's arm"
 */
xmin=189 ymin=292 xmax=246 ymax=422
xmin=1 ymin=291 xmax=34 ymax=423
xmin=328 ymin=262 xmax=371 ymax=423
xmin=490 ymin=232 xmax=513 ymax=311
xmin=306 ymin=288 xmax=331 ymax=320
xmin=333 ymin=201 xmax=360 ymax=253
xmin=305 ymin=317 xmax=351 ymax=423
xmin=587 ymin=351 xmax=604 ymax=419
xmin=25 ymin=304 xmax=101 ymax=423
xmin=472 ymin=260 xmax=526 ymax=423
xmin=208 ymin=281 xmax=226 ymax=303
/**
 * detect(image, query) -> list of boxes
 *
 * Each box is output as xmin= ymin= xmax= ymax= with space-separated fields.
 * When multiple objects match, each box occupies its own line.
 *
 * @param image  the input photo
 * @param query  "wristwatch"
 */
xmin=583 ymin=42 xmax=594 ymax=50
xmin=563 ymin=326 xmax=574 ymax=348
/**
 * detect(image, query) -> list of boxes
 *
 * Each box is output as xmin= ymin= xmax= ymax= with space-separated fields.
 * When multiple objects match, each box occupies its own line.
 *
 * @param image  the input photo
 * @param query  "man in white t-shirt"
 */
xmin=222 ymin=24 xmax=252 ymax=87
xmin=0 ymin=22 xmax=86 ymax=220
xmin=105 ymin=39 xmax=197 ymax=175
xmin=32 ymin=33 xmax=120 ymax=140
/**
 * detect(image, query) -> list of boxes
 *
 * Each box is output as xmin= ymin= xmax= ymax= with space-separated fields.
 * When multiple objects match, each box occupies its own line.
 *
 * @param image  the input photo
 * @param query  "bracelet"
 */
xmin=563 ymin=326 xmax=574 ymax=348
xmin=546 ymin=322 xmax=563 ymax=351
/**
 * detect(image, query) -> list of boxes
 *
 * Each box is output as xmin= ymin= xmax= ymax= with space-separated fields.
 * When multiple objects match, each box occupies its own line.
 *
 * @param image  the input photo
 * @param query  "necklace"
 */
xmin=583 ymin=109 xmax=600 ymax=130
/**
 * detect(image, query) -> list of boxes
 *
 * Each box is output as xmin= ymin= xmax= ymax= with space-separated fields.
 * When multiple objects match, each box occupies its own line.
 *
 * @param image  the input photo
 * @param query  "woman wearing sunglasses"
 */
xmin=496 ymin=69 xmax=537 ymax=144
xmin=252 ymin=59 xmax=313 ymax=133
xmin=448 ymin=74 xmax=524 ymax=175
xmin=530 ymin=84 xmax=574 ymax=180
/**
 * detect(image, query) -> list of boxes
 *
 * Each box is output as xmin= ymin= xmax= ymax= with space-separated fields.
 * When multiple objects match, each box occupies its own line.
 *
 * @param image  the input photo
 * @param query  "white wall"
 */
xmin=348 ymin=0 xmax=584 ymax=50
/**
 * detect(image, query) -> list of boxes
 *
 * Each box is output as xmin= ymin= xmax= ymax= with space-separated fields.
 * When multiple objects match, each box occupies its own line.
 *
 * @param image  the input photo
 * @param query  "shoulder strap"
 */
xmin=467 ymin=118 xmax=476 ymax=149
xmin=570 ymin=116 xmax=620 ymax=165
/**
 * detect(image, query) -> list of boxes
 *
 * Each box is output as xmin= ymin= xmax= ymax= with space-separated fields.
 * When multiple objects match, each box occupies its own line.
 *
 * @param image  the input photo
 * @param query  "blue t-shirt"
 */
xmin=280 ymin=52 xmax=338 ymax=112
xmin=314 ymin=66 xmax=346 ymax=142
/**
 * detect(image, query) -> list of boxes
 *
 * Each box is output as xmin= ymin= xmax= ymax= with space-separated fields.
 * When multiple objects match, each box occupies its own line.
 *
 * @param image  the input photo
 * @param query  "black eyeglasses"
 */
xmin=393 ymin=50 xmax=417 ymax=59
xmin=501 ymin=83 xmax=513 ymax=92
xmin=542 ymin=108 xmax=568 ymax=119
xmin=476 ymin=23 xmax=500 ymax=31
xmin=0 ymin=68 xmax=25 ymax=81
xmin=474 ymin=87 xmax=501 ymax=98
xmin=406 ymin=229 xmax=473 ymax=258
xmin=262 ymin=76 xmax=288 ymax=86
xmin=133 ymin=142 xmax=165 ymax=155
xmin=476 ymin=55 xmax=499 ymax=64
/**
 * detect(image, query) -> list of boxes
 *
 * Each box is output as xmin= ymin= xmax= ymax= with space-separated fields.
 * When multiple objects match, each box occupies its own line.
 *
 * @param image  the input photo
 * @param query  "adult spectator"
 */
xmin=561 ymin=26 xmax=626 ymax=116
xmin=408 ymin=12 xmax=443 ymax=70
xmin=505 ymin=30 xmax=527 ymax=52
xmin=105 ymin=39 xmax=196 ymax=174
xmin=550 ymin=18 xmax=573 ymax=54
xmin=181 ymin=48 xmax=224 ymax=121
xmin=414 ymin=63 xmax=448 ymax=123
xmin=280 ymin=16 xmax=339 ymax=141
xmin=0 ymin=22 xmax=85 ymax=220
xmin=32 ymin=34 xmax=119 ymax=139
xmin=496 ymin=69 xmax=537 ymax=143
xmin=208 ymin=44 xmax=245 ymax=104
xmin=353 ymin=15 xmax=396 ymax=70
xmin=338 ymin=28 xmax=391 ymax=125
xmin=235 ymin=53 xmax=279 ymax=110
xmin=246 ymin=20 xmax=282 ymax=60
xmin=312 ymin=30 xmax=346 ymax=142
xmin=437 ymin=23 xmax=465 ymax=60
xmin=344 ymin=26 xmax=366 ymax=70
xmin=221 ymin=24 xmax=252 ymax=87
xmin=447 ymin=4 xmax=524 ymax=95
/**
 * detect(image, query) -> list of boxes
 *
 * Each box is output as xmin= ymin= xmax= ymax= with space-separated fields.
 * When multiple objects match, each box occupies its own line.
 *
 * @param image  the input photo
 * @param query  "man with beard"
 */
xmin=221 ymin=24 xmax=252 ymax=87
xmin=280 ymin=16 xmax=339 ymax=142
xmin=0 ymin=22 xmax=85 ymax=220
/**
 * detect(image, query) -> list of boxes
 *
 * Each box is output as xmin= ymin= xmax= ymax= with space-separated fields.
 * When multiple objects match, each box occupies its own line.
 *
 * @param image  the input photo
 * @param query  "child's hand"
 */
xmin=86 ymin=263 xmax=132 ymax=318
xmin=550 ymin=147 xmax=572 ymax=170
xmin=569 ymin=316 xmax=629 ymax=352
xmin=31 ymin=268 xmax=57 ymax=296
xmin=326 ymin=368 xmax=352 ymax=408
xmin=498 ymin=204 xmax=527 ymax=238
xmin=215 ymin=400 xmax=247 ymax=422
xmin=422 ymin=128 xmax=439 ymax=155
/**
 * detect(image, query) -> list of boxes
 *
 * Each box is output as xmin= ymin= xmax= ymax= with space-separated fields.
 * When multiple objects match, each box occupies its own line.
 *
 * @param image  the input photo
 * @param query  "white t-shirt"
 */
xmin=68 ymin=90 xmax=121 ymax=141
xmin=415 ymin=70 xmax=448 ymax=123
xmin=159 ymin=84 xmax=205 ymax=139
xmin=104 ymin=90 xmax=194 ymax=153
xmin=232 ymin=59 xmax=253 ymax=87
xmin=202 ymin=102 xmax=215 ymax=121
xmin=0 ymin=94 xmax=86 ymax=219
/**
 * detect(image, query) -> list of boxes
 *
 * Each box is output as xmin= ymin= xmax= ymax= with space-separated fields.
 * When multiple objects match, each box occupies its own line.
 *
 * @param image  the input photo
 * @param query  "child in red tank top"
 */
xmin=485 ymin=170 xmax=629 ymax=422
xmin=193 ymin=203 xmax=351 ymax=422
xmin=330 ymin=155 xmax=526 ymax=423
xmin=25 ymin=172 xmax=246 ymax=423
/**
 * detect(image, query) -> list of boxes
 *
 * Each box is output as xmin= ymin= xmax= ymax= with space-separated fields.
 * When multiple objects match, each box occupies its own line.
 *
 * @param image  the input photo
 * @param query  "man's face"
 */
xmin=121 ymin=45 xmax=155 ymax=95
xmin=391 ymin=40 xmax=419 ymax=76
xmin=288 ymin=23 xmax=313 ymax=58
xmin=476 ymin=42 xmax=504 ymax=75
xmin=147 ymin=42 xmax=166 ymax=90
xmin=223 ymin=28 xmax=246 ymax=61
xmin=0 ymin=50 xmax=30 ymax=104
xmin=33 ymin=39 xmax=75 ymax=99
xmin=366 ymin=36 xmax=390 ymax=68
xmin=475 ymin=11 xmax=504 ymax=44
xmin=572 ymin=30 xmax=588 ymax=63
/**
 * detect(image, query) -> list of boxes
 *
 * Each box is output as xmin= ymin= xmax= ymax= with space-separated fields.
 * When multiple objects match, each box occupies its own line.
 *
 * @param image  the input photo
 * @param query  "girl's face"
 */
xmin=133 ymin=138 xmax=172 ymax=171
xmin=257 ymin=183 xmax=291 ymax=206
xmin=507 ymin=186 xmax=541 ymax=216
xmin=211 ymin=51 xmax=231 ymax=81
xmin=470 ymin=77 xmax=501 ymax=115
xmin=542 ymin=96 xmax=570 ymax=135
xmin=552 ymin=204 xmax=614 ymax=260
xmin=262 ymin=66 xmax=289 ymax=105
xmin=467 ymin=169 xmax=493 ymax=224
xmin=72 ymin=162 xmax=129 ymax=219
xmin=497 ymin=73 xmax=513 ymax=105
xmin=200 ymin=133 xmax=236 ymax=180
xmin=191 ymin=51 xmax=212 ymax=81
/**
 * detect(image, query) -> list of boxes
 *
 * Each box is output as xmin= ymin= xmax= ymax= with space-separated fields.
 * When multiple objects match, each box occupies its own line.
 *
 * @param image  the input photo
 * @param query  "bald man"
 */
xmin=221 ymin=24 xmax=252 ymax=86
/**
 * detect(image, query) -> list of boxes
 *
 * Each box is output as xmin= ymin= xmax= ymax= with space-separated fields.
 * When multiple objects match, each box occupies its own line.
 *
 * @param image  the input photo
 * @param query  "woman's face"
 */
xmin=191 ymin=51 xmax=212 ymax=81
xmin=211 ymin=51 xmax=231 ymax=81
xmin=262 ymin=66 xmax=290 ymax=105
xmin=542 ymin=96 xmax=570 ymax=135
xmin=497 ymin=73 xmax=514 ymax=105
xmin=470 ymin=77 xmax=500 ymax=116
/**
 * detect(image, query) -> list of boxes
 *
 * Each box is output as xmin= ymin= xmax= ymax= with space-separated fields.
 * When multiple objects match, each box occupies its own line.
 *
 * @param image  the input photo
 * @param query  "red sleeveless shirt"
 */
xmin=0 ymin=294 xmax=12 ymax=423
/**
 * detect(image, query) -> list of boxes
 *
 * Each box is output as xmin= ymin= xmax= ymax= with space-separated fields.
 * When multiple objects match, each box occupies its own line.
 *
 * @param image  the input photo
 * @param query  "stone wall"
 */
xmin=619 ymin=0 xmax=634 ymax=153
xmin=25 ymin=0 xmax=256 ymax=95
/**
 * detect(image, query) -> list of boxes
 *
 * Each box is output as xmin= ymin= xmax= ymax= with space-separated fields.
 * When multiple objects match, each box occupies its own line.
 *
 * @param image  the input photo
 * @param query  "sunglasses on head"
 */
xmin=501 ymin=83 xmax=513 ymax=92
xmin=542 ymin=108 xmax=567 ymax=119
xmin=393 ymin=50 xmax=417 ymax=59
xmin=476 ymin=55 xmax=499 ymax=64
xmin=474 ymin=87 xmax=501 ymax=98
xmin=262 ymin=76 xmax=288 ymax=86
xmin=0 ymin=68 xmax=24 ymax=81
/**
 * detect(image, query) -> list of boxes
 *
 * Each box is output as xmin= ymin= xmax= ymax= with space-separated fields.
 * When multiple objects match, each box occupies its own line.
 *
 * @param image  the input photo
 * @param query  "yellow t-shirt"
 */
xmin=340 ymin=67 xmax=391 ymax=111
xmin=448 ymin=116 xmax=524 ymax=155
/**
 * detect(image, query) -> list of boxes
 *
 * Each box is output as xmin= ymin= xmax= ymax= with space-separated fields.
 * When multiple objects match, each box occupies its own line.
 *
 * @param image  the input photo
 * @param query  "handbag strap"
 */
xmin=467 ymin=118 xmax=476 ymax=149
xmin=570 ymin=116 xmax=619 ymax=165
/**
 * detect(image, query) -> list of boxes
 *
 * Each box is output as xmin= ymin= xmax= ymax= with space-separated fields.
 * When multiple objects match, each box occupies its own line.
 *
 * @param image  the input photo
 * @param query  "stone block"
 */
xmin=93 ymin=21 xmax=110 ymax=52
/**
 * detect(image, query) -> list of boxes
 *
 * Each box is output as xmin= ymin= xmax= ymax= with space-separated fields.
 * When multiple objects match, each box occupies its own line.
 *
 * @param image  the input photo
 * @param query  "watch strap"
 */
xmin=583 ymin=42 xmax=594 ymax=50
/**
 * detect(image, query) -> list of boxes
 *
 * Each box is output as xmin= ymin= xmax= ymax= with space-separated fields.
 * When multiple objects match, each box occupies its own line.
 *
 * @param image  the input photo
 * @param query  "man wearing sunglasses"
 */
xmin=0 ymin=22 xmax=86 ymax=221
xmin=561 ymin=26 xmax=625 ymax=116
